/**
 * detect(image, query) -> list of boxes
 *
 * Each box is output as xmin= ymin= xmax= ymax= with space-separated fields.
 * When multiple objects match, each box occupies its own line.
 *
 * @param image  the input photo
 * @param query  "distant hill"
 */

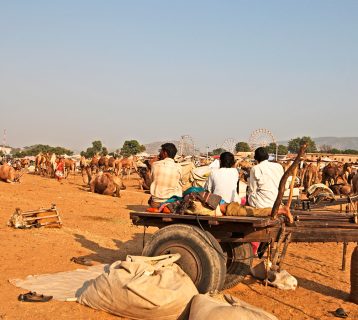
xmin=144 ymin=141 xmax=180 ymax=155
xmin=278 ymin=137 xmax=358 ymax=151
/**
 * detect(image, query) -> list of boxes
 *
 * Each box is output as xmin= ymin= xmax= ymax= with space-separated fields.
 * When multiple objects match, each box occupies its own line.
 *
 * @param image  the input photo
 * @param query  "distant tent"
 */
xmin=136 ymin=152 xmax=150 ymax=157
xmin=320 ymin=156 xmax=336 ymax=162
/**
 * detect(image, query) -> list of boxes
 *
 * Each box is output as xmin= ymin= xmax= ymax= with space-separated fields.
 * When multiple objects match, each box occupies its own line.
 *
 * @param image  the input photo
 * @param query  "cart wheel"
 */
xmin=221 ymin=242 xmax=253 ymax=289
xmin=142 ymin=224 xmax=226 ymax=293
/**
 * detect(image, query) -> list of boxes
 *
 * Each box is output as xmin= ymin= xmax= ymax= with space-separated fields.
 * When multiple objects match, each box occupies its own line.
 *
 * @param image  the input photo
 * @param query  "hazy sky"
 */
xmin=1 ymin=1 xmax=357 ymax=152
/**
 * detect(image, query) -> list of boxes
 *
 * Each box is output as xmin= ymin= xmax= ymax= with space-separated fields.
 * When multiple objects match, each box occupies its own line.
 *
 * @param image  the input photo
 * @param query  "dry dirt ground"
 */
xmin=0 ymin=173 xmax=357 ymax=320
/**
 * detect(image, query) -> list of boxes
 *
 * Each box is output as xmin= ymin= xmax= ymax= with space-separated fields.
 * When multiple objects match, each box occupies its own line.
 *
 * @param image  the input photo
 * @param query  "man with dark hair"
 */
xmin=149 ymin=143 xmax=182 ymax=207
xmin=248 ymin=147 xmax=284 ymax=208
xmin=254 ymin=147 xmax=269 ymax=163
xmin=161 ymin=143 xmax=177 ymax=159
xmin=205 ymin=152 xmax=239 ymax=203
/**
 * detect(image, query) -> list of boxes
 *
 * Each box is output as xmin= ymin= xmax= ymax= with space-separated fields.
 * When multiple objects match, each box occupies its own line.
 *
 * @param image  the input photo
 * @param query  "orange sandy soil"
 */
xmin=0 ymin=173 xmax=357 ymax=320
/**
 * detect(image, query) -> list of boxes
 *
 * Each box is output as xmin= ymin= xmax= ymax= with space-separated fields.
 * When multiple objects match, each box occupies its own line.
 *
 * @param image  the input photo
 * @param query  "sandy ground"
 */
xmin=0 ymin=173 xmax=357 ymax=320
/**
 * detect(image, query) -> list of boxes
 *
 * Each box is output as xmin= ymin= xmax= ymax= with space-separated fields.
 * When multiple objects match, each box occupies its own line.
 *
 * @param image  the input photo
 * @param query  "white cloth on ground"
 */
xmin=9 ymin=264 xmax=107 ymax=301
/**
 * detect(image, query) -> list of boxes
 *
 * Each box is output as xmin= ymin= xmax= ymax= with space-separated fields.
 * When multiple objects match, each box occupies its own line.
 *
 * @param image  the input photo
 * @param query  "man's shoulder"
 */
xmin=266 ymin=161 xmax=284 ymax=173
xmin=153 ymin=158 xmax=180 ymax=168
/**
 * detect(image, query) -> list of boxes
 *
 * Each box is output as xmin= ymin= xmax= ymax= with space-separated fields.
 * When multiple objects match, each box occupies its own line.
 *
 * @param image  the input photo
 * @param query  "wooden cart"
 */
xmin=130 ymin=199 xmax=358 ymax=293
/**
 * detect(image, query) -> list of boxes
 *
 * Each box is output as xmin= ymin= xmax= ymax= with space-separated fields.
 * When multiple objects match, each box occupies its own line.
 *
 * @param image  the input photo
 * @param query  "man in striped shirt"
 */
xmin=149 ymin=143 xmax=183 ymax=208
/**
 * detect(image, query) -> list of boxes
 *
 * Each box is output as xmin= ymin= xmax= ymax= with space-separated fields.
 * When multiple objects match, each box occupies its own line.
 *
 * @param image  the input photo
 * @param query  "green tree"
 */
xmin=92 ymin=140 xmax=103 ymax=153
xmin=102 ymin=147 xmax=109 ymax=156
xmin=265 ymin=143 xmax=277 ymax=154
xmin=211 ymin=148 xmax=225 ymax=156
xmin=12 ymin=144 xmax=73 ymax=157
xmin=278 ymin=145 xmax=288 ymax=155
xmin=81 ymin=140 xmax=107 ymax=157
xmin=288 ymin=136 xmax=317 ymax=153
xmin=120 ymin=140 xmax=145 ymax=157
xmin=235 ymin=142 xmax=250 ymax=152
xmin=264 ymin=143 xmax=287 ymax=155
xmin=343 ymin=149 xmax=358 ymax=155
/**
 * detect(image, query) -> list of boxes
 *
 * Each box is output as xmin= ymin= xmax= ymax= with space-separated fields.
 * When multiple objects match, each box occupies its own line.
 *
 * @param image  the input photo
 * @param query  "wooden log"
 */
xmin=287 ymin=166 xmax=298 ymax=209
xmin=350 ymin=246 xmax=358 ymax=304
xmin=342 ymin=242 xmax=348 ymax=271
xmin=271 ymin=144 xmax=307 ymax=219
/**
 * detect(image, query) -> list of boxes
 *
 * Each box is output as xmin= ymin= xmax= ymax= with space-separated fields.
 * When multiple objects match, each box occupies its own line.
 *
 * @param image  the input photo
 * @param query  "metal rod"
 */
xmin=278 ymin=233 xmax=292 ymax=270
xmin=342 ymin=242 xmax=348 ymax=271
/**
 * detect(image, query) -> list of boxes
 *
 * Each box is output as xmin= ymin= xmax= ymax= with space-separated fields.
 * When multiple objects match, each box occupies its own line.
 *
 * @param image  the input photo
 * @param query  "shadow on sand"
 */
xmin=73 ymin=233 xmax=145 ymax=264
xmin=294 ymin=276 xmax=349 ymax=301
xmin=126 ymin=204 xmax=149 ymax=212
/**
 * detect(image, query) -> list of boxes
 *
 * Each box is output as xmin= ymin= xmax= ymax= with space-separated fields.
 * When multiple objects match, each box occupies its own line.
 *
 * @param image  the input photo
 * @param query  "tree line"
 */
xmin=9 ymin=137 xmax=358 ymax=158
xmin=10 ymin=140 xmax=146 ymax=158
xmin=212 ymin=136 xmax=358 ymax=155
xmin=80 ymin=140 xmax=145 ymax=158
xmin=12 ymin=145 xmax=74 ymax=158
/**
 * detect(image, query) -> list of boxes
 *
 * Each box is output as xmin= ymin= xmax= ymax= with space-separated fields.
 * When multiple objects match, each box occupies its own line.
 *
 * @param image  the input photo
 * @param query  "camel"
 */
xmin=120 ymin=155 xmax=138 ymax=179
xmin=20 ymin=158 xmax=29 ymax=168
xmin=64 ymin=158 xmax=75 ymax=178
xmin=302 ymin=162 xmax=321 ymax=190
xmin=98 ymin=156 xmax=109 ymax=170
xmin=90 ymin=154 xmax=100 ymax=171
xmin=90 ymin=172 xmax=125 ymax=197
xmin=35 ymin=153 xmax=46 ymax=175
xmin=81 ymin=165 xmax=92 ymax=185
xmin=49 ymin=153 xmax=57 ymax=175
xmin=322 ymin=162 xmax=352 ymax=195
xmin=0 ymin=164 xmax=18 ymax=183
xmin=107 ymin=156 xmax=123 ymax=176
xmin=352 ymin=173 xmax=358 ymax=194
xmin=137 ymin=158 xmax=157 ymax=190
xmin=80 ymin=156 xmax=87 ymax=169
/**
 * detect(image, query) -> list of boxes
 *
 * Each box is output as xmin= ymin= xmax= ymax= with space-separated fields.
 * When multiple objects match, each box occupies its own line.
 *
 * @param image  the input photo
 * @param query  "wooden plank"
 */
xmin=293 ymin=221 xmax=358 ymax=229
xmin=23 ymin=214 xmax=60 ymax=222
xmin=288 ymin=228 xmax=358 ymax=242
xmin=129 ymin=212 xmax=279 ymax=227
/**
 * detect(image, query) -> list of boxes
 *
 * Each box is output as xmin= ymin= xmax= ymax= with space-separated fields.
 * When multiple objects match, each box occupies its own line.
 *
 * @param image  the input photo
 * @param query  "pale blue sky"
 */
xmin=1 ymin=1 xmax=357 ymax=151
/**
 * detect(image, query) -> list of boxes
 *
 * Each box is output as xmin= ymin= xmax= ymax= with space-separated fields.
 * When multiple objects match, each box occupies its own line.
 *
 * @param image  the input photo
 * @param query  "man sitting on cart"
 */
xmin=218 ymin=147 xmax=293 ymax=223
xmin=148 ymin=143 xmax=183 ymax=208
xmin=248 ymin=147 xmax=284 ymax=208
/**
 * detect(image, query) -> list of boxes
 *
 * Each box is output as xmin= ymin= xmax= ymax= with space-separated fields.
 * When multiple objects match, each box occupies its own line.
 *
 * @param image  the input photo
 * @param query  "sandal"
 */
xmin=18 ymin=291 xmax=53 ymax=302
xmin=70 ymin=256 xmax=93 ymax=266
xmin=333 ymin=308 xmax=348 ymax=318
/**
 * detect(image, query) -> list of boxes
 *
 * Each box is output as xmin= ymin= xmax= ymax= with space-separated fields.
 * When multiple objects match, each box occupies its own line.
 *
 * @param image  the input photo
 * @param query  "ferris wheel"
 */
xmin=179 ymin=135 xmax=195 ymax=156
xmin=248 ymin=128 xmax=277 ymax=151
xmin=222 ymin=138 xmax=237 ymax=154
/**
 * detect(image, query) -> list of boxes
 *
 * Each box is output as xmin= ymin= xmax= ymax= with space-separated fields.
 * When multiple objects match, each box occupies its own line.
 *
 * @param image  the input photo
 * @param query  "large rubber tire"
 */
xmin=221 ymin=242 xmax=253 ymax=289
xmin=142 ymin=224 xmax=226 ymax=293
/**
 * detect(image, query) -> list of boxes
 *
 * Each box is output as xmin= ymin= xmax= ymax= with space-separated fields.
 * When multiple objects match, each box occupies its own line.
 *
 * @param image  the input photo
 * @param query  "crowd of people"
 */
xmin=147 ymin=142 xmax=293 ymax=222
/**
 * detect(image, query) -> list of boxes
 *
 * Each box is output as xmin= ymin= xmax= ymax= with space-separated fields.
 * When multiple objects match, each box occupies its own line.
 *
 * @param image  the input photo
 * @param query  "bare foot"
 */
xmin=277 ymin=206 xmax=294 ymax=223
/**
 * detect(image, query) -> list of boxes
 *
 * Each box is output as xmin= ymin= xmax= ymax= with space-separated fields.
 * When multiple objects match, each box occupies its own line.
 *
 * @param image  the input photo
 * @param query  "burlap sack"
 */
xmin=78 ymin=254 xmax=198 ymax=320
xmin=189 ymin=294 xmax=278 ymax=320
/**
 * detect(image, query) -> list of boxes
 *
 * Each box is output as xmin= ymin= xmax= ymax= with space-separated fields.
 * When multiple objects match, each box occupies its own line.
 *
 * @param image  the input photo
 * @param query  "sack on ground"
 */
xmin=251 ymin=262 xmax=297 ymax=290
xmin=189 ymin=294 xmax=278 ymax=320
xmin=78 ymin=254 xmax=198 ymax=320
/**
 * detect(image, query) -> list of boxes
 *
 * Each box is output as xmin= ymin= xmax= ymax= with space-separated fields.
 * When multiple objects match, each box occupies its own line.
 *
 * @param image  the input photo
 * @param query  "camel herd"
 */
xmin=238 ymin=158 xmax=358 ymax=196
xmin=0 ymin=152 xmax=357 ymax=201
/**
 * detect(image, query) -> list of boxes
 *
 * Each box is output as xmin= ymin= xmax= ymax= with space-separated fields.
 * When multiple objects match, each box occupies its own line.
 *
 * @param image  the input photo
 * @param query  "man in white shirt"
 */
xmin=205 ymin=152 xmax=239 ymax=203
xmin=149 ymin=143 xmax=183 ymax=207
xmin=248 ymin=147 xmax=284 ymax=208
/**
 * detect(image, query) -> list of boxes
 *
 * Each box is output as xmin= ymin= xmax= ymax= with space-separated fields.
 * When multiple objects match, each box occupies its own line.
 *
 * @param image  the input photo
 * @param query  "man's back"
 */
xmin=150 ymin=158 xmax=182 ymax=203
xmin=248 ymin=160 xmax=283 ymax=208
